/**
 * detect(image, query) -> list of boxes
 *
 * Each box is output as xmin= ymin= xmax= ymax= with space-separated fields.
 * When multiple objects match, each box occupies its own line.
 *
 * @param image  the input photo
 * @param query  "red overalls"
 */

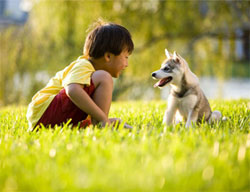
xmin=35 ymin=80 xmax=95 ymax=129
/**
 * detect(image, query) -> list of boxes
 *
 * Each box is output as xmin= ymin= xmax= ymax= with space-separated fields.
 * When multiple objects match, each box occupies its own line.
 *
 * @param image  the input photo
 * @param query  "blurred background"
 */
xmin=0 ymin=0 xmax=249 ymax=106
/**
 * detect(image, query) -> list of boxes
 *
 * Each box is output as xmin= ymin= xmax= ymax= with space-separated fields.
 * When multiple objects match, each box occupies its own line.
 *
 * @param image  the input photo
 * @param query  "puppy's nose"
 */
xmin=152 ymin=72 xmax=156 ymax=77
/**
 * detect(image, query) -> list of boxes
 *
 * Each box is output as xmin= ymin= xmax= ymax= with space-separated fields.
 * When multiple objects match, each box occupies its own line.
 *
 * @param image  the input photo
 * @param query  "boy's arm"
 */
xmin=65 ymin=83 xmax=110 ymax=125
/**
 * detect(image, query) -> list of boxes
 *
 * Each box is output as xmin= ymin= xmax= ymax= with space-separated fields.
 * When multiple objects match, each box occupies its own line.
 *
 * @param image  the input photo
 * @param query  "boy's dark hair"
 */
xmin=83 ymin=20 xmax=134 ymax=58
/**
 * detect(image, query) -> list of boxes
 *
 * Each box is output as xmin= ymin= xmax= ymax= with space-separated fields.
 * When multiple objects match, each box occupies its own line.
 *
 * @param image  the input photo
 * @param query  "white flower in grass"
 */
xmin=213 ymin=141 xmax=220 ymax=157
xmin=202 ymin=166 xmax=214 ymax=181
xmin=246 ymin=134 xmax=250 ymax=148
xmin=49 ymin=148 xmax=56 ymax=158
xmin=67 ymin=143 xmax=73 ymax=150
xmin=238 ymin=146 xmax=246 ymax=161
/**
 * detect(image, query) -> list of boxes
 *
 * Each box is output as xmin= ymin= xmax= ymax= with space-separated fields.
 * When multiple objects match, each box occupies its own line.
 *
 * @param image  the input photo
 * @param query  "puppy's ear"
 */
xmin=173 ymin=51 xmax=180 ymax=63
xmin=165 ymin=49 xmax=171 ymax=59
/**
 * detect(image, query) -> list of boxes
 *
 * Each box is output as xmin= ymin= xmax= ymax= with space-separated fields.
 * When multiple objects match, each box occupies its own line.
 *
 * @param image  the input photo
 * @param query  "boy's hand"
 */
xmin=91 ymin=118 xmax=110 ymax=127
xmin=91 ymin=117 xmax=132 ymax=129
xmin=109 ymin=118 xmax=133 ymax=129
xmin=66 ymin=83 xmax=109 ymax=124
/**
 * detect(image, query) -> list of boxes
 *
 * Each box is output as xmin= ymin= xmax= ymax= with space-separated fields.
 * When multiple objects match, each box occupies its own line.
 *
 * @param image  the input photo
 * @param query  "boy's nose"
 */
xmin=124 ymin=62 xmax=128 ymax=68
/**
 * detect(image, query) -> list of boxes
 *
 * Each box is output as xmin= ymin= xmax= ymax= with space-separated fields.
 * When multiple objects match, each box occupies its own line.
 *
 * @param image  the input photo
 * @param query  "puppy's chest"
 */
xmin=175 ymin=96 xmax=197 ymax=117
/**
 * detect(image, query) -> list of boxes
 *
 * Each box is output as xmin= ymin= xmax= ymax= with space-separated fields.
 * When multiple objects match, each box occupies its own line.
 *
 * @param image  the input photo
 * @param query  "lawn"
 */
xmin=0 ymin=100 xmax=249 ymax=191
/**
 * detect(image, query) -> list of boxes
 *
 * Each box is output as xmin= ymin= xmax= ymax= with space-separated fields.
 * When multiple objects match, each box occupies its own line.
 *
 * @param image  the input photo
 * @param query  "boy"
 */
xmin=26 ymin=20 xmax=134 ymax=131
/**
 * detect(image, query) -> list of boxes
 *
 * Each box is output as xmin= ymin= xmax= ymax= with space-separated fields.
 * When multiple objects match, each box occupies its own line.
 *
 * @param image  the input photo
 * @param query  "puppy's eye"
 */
xmin=163 ymin=67 xmax=170 ymax=71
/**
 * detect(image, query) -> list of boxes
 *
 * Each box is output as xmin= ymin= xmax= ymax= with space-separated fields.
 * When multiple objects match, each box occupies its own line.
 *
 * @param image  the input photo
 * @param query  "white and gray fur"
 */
xmin=152 ymin=49 xmax=221 ymax=127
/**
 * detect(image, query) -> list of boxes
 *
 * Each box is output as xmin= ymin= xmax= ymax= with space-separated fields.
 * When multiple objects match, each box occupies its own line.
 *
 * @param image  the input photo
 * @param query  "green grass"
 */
xmin=0 ymin=100 xmax=249 ymax=191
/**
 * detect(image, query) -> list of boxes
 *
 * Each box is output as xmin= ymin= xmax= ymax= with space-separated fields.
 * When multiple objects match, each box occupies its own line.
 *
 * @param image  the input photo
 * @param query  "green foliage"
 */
xmin=0 ymin=100 xmax=249 ymax=191
xmin=0 ymin=0 xmax=249 ymax=105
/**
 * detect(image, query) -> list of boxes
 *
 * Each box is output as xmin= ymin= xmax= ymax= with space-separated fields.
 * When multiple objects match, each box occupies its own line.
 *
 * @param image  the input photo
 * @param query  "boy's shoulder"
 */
xmin=74 ymin=56 xmax=95 ymax=70
xmin=54 ymin=56 xmax=95 ymax=81
xmin=66 ymin=56 xmax=94 ymax=71
xmin=60 ymin=56 xmax=95 ymax=87
xmin=74 ymin=55 xmax=91 ymax=65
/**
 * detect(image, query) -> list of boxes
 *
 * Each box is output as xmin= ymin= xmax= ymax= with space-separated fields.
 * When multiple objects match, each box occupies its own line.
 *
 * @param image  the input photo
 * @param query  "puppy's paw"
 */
xmin=222 ymin=116 xmax=227 ymax=121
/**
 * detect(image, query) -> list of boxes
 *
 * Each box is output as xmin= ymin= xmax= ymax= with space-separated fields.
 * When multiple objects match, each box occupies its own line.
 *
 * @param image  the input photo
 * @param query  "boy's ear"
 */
xmin=104 ymin=52 xmax=112 ymax=62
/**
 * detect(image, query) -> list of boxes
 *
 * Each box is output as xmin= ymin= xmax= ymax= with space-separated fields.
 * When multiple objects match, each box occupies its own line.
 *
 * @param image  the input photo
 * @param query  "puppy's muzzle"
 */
xmin=152 ymin=72 xmax=157 ymax=78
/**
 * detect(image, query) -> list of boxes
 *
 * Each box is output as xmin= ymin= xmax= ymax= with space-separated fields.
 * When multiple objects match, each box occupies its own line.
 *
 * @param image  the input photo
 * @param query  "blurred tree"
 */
xmin=0 ymin=0 xmax=249 ymax=105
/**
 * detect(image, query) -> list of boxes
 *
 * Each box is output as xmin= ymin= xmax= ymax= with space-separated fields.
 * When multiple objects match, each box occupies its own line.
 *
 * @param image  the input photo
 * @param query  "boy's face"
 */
xmin=108 ymin=49 xmax=130 ymax=78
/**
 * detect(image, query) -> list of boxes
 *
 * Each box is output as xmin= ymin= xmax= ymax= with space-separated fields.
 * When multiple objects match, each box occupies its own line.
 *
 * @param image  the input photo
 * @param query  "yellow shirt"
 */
xmin=26 ymin=56 xmax=95 ymax=130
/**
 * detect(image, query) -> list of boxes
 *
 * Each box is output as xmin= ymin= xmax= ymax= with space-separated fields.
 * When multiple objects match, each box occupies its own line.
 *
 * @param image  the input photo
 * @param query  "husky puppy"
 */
xmin=152 ymin=49 xmax=221 ymax=127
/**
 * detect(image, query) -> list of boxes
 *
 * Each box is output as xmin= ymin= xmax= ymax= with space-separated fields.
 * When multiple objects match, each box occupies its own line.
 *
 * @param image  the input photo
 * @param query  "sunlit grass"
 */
xmin=0 ymin=100 xmax=249 ymax=191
